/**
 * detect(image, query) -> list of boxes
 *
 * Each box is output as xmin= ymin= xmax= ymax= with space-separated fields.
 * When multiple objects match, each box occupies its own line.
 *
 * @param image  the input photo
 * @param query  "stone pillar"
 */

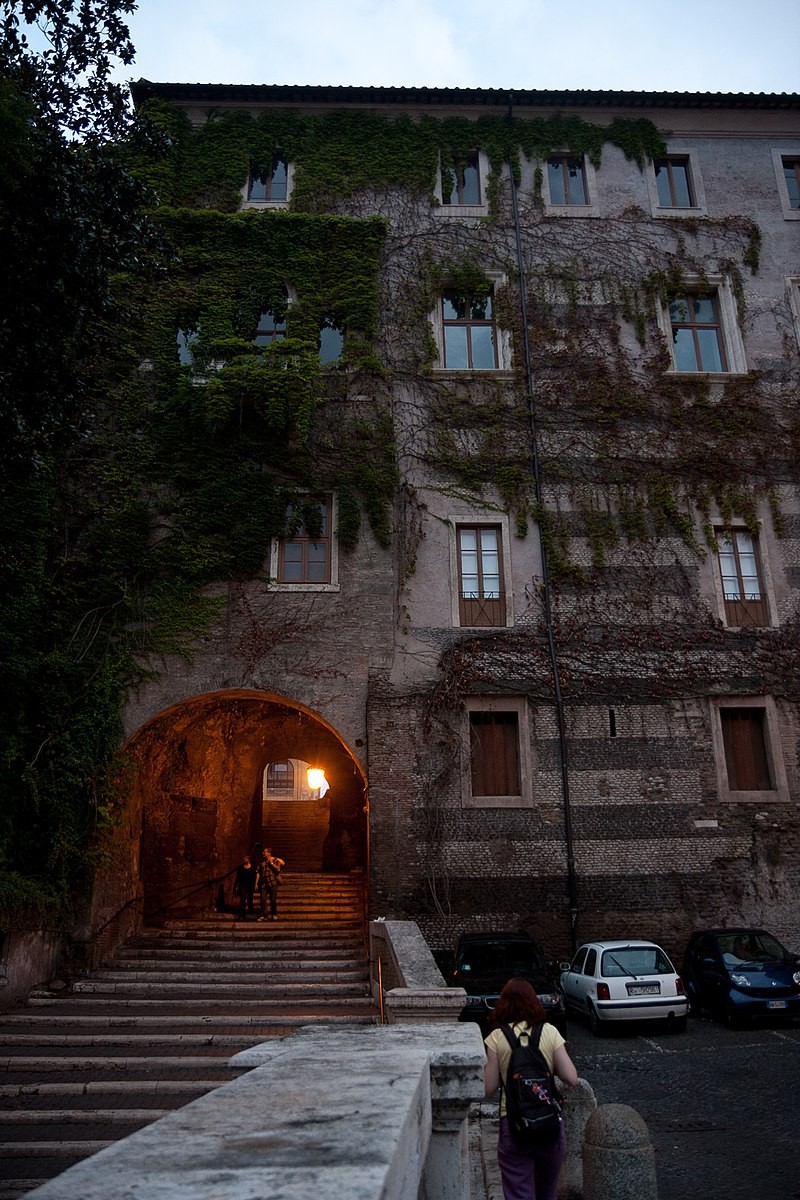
xmin=422 ymin=1097 xmax=473 ymax=1200
xmin=582 ymin=1103 xmax=659 ymax=1200
xmin=384 ymin=986 xmax=467 ymax=1023
xmin=558 ymin=1078 xmax=597 ymax=1200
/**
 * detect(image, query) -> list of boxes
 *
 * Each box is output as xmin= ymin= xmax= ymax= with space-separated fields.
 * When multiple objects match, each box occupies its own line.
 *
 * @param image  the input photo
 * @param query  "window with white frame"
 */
xmin=245 ymin=154 xmax=292 ymax=205
xmin=715 ymin=528 xmax=768 ymax=628
xmin=270 ymin=494 xmax=338 ymax=589
xmin=659 ymin=280 xmax=747 ymax=374
xmin=710 ymin=696 xmax=789 ymax=802
xmin=462 ymin=697 xmax=532 ymax=808
xmin=771 ymin=149 xmax=800 ymax=219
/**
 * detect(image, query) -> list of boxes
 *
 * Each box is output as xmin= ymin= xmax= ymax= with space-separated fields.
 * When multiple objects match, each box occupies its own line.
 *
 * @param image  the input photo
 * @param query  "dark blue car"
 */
xmin=682 ymin=928 xmax=800 ymax=1026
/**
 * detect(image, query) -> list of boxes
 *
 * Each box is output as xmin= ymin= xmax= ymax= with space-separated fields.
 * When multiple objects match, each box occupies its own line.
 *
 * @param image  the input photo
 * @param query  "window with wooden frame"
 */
xmin=248 ymin=154 xmax=289 ymax=202
xmin=469 ymin=710 xmax=520 ymax=797
xmin=253 ymin=308 xmax=287 ymax=346
xmin=654 ymin=156 xmax=695 ymax=208
xmin=441 ymin=151 xmax=481 ymax=206
xmin=716 ymin=529 xmax=767 ymax=627
xmin=546 ymin=155 xmax=588 ymax=206
xmin=711 ymin=696 xmax=789 ymax=802
xmin=457 ymin=525 xmax=504 ymax=627
xmin=441 ymin=291 xmax=498 ymax=369
xmin=462 ymin=697 xmax=532 ymax=808
xmin=277 ymin=496 xmax=332 ymax=584
xmin=719 ymin=707 xmax=773 ymax=791
xmin=668 ymin=292 xmax=727 ymax=372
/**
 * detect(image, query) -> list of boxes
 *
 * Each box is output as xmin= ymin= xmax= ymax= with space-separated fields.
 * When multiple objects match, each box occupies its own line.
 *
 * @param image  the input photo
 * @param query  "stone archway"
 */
xmin=105 ymin=690 xmax=367 ymax=922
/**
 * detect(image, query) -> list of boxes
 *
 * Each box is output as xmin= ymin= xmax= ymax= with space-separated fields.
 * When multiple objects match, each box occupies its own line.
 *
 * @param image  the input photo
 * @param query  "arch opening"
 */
xmin=99 ymin=690 xmax=367 ymax=925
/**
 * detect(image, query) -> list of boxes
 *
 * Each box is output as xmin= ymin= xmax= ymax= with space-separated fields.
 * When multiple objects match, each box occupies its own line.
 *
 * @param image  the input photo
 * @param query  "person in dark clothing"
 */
xmin=257 ymin=848 xmax=285 ymax=921
xmin=233 ymin=854 xmax=257 ymax=919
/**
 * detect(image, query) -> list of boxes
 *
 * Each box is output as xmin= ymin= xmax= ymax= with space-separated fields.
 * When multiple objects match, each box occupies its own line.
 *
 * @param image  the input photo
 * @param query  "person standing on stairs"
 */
xmin=258 ymin=847 xmax=285 ymax=921
xmin=233 ymin=854 xmax=257 ymax=919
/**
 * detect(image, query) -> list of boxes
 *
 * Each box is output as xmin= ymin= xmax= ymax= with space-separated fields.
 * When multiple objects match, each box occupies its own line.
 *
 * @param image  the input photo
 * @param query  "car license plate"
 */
xmin=767 ymin=1000 xmax=787 ymax=1010
xmin=627 ymin=984 xmax=660 ymax=995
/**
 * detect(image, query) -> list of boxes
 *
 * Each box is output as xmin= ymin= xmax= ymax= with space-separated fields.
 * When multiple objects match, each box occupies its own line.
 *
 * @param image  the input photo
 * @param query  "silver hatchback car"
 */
xmin=560 ymin=940 xmax=688 ymax=1035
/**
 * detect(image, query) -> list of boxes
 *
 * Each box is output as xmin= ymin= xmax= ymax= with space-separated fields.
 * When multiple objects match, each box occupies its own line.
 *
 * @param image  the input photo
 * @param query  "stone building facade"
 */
xmin=96 ymin=83 xmax=800 ymax=963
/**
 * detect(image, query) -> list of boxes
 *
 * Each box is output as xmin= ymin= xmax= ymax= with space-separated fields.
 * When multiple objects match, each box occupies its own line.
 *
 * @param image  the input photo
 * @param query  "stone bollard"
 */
xmin=558 ymin=1079 xmax=597 ymax=1200
xmin=582 ymin=1103 xmax=658 ymax=1200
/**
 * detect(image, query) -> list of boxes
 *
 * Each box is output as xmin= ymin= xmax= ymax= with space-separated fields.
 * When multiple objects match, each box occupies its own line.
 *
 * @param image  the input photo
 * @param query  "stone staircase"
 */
xmin=0 ymin=873 xmax=374 ymax=1199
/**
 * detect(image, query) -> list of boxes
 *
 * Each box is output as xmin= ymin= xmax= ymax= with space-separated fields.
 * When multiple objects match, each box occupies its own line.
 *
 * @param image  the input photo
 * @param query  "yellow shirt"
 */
xmin=484 ymin=1021 xmax=565 ymax=1117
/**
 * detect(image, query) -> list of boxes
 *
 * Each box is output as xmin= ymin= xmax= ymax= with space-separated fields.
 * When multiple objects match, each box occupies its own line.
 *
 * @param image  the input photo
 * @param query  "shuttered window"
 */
xmin=720 ymin=707 xmax=772 ymax=791
xmin=469 ymin=711 xmax=520 ymax=797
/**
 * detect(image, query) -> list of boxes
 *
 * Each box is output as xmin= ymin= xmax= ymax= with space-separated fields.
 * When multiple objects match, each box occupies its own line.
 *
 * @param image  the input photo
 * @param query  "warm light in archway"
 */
xmin=307 ymin=767 xmax=329 ymax=797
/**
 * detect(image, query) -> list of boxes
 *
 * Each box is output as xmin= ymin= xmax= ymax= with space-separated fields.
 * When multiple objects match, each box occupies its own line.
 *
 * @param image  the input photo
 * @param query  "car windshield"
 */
xmin=458 ymin=943 xmax=544 ymax=975
xmin=601 ymin=947 xmax=673 ymax=977
xmin=717 ymin=931 xmax=789 ymax=964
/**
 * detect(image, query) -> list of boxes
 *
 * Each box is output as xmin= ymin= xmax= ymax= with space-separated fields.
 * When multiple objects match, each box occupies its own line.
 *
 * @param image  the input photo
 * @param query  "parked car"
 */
xmin=448 ymin=931 xmax=567 ymax=1035
xmin=682 ymin=928 xmax=800 ymax=1026
xmin=560 ymin=940 xmax=688 ymax=1035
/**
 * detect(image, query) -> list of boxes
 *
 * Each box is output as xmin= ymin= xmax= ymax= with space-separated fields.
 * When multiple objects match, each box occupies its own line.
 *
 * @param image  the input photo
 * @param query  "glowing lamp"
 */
xmin=307 ymin=767 xmax=329 ymax=797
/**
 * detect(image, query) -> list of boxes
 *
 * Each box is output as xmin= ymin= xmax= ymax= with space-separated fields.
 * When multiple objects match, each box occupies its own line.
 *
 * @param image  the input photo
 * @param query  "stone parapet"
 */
xmin=25 ymin=1023 xmax=485 ymax=1200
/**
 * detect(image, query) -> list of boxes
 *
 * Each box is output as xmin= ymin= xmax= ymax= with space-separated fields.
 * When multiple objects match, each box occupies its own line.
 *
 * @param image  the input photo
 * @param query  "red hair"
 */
xmin=491 ymin=978 xmax=546 ymax=1027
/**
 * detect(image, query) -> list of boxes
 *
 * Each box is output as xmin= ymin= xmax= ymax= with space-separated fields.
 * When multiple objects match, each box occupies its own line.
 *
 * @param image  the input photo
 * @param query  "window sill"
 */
xmin=542 ymin=204 xmax=598 ymax=218
xmin=266 ymin=582 xmax=340 ymax=593
xmin=720 ymin=789 xmax=787 ymax=804
xmin=434 ymin=367 xmax=515 ymax=378
xmin=652 ymin=206 xmax=707 ymax=218
xmin=666 ymin=369 xmax=747 ymax=379
xmin=242 ymin=200 xmax=290 ymax=211
xmin=434 ymin=204 xmax=489 ymax=218
xmin=462 ymin=795 xmax=532 ymax=809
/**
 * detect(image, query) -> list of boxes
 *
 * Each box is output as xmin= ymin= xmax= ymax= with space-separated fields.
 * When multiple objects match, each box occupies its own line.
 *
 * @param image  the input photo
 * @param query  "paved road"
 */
xmin=563 ymin=1011 xmax=800 ymax=1200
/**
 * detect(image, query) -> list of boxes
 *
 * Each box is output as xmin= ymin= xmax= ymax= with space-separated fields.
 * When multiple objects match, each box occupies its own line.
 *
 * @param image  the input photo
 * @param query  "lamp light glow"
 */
xmin=307 ymin=767 xmax=329 ymax=797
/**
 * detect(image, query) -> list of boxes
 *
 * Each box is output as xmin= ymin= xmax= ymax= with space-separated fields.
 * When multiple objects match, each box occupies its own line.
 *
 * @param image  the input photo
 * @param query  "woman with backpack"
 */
xmin=484 ymin=977 xmax=578 ymax=1200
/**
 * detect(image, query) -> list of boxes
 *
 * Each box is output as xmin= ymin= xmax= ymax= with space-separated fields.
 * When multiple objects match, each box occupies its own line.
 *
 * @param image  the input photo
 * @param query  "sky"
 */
xmin=114 ymin=0 xmax=799 ymax=95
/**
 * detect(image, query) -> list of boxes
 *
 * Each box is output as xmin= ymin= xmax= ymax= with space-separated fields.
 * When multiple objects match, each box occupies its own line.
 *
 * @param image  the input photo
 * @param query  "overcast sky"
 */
xmin=116 ymin=0 xmax=799 ymax=94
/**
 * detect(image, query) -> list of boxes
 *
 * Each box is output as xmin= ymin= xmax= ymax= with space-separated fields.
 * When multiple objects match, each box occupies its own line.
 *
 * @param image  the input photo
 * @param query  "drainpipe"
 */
xmin=507 ymin=94 xmax=579 ymax=950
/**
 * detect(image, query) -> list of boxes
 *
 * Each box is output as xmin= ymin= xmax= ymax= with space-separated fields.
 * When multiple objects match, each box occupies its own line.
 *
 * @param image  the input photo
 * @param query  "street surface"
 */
xmin=563 ymin=1011 xmax=800 ymax=1200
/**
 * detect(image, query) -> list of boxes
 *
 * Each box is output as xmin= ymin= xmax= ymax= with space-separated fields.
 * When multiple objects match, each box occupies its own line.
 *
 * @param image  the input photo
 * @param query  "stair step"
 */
xmin=0 ymin=872 xmax=372 ymax=1197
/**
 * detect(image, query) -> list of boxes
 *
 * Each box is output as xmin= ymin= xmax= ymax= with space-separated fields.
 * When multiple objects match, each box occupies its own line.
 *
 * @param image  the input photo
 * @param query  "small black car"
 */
xmin=448 ymin=931 xmax=567 ymax=1036
xmin=682 ymin=928 xmax=800 ymax=1026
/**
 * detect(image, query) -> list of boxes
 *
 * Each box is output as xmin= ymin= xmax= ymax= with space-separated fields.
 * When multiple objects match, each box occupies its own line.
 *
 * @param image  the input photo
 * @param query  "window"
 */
xmin=770 ymin=149 xmax=800 ymax=219
xmin=441 ymin=151 xmax=481 ymax=206
xmin=318 ymin=317 xmax=343 ymax=364
xmin=176 ymin=326 xmax=199 ymax=365
xmin=457 ymin=525 xmax=504 ymax=627
xmin=248 ymin=154 xmax=289 ymax=203
xmin=716 ymin=529 xmax=767 ymax=627
xmin=720 ymin=708 xmax=772 ymax=791
xmin=441 ymin=292 xmax=497 ymax=369
xmin=654 ymin=157 xmax=695 ymax=208
xmin=469 ymin=711 xmax=520 ymax=796
xmin=710 ymin=696 xmax=789 ymax=802
xmin=253 ymin=310 xmax=286 ymax=346
xmin=267 ymin=760 xmax=294 ymax=792
xmin=277 ymin=496 xmax=332 ymax=584
xmin=782 ymin=158 xmax=800 ymax=209
xmin=462 ymin=697 xmax=532 ymax=808
xmin=547 ymin=156 xmax=588 ymax=206
xmin=668 ymin=293 xmax=727 ymax=372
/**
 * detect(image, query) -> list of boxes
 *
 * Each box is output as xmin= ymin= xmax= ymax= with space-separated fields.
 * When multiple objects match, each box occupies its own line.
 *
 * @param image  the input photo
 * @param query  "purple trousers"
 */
xmin=496 ymin=1116 xmax=566 ymax=1200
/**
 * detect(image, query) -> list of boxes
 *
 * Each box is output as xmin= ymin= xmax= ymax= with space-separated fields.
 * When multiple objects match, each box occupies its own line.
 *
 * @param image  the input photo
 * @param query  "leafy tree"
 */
xmin=0 ymin=1 xmax=150 ymax=917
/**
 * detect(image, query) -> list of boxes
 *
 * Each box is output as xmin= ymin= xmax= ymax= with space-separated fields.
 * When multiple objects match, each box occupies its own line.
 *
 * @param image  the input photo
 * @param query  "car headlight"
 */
xmin=730 ymin=973 xmax=751 ymax=987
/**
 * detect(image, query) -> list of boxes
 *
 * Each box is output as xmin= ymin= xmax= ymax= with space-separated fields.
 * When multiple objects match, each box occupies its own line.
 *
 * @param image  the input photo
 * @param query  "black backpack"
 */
xmin=500 ymin=1023 xmax=562 ymax=1147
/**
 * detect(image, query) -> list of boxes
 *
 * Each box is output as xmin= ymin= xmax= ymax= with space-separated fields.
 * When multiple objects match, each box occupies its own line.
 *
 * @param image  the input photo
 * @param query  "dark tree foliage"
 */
xmin=0 ymin=1 xmax=151 ymax=917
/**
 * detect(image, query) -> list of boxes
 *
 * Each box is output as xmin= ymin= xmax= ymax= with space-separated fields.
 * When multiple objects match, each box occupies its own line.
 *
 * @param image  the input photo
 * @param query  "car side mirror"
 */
xmin=559 ymin=961 xmax=571 ymax=971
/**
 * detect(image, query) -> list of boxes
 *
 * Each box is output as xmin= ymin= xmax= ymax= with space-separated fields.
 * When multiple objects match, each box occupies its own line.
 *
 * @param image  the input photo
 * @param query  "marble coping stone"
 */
xmin=370 ymin=921 xmax=449 ymax=990
xmin=25 ymin=1023 xmax=485 ymax=1200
